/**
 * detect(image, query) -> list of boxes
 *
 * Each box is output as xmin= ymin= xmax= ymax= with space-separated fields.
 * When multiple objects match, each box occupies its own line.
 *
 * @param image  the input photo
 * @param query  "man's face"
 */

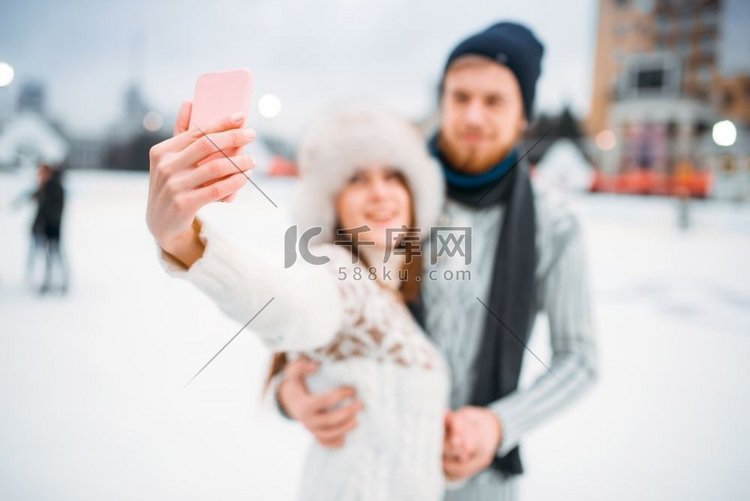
xmin=439 ymin=57 xmax=527 ymax=174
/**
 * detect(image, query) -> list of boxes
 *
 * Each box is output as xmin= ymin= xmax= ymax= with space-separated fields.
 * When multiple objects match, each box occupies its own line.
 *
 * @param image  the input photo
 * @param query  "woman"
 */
xmin=147 ymin=103 xmax=450 ymax=500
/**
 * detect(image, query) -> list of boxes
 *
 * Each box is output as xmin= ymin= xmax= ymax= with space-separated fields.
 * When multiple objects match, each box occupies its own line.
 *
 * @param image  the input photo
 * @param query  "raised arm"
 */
xmin=147 ymin=102 xmax=342 ymax=351
xmin=156 ymin=217 xmax=343 ymax=351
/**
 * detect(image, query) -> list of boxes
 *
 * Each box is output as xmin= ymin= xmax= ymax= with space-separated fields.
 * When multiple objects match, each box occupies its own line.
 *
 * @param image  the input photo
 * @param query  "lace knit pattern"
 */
xmin=288 ymin=244 xmax=442 ymax=372
xmin=289 ymin=244 xmax=449 ymax=501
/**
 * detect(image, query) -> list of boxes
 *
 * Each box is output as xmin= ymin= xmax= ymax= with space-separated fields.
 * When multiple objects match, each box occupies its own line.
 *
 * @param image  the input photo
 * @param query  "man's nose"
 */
xmin=465 ymin=100 xmax=485 ymax=126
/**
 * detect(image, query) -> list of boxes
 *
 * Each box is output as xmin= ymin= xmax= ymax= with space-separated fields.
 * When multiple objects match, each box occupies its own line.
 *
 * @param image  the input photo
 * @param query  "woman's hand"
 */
xmin=146 ymin=101 xmax=256 ymax=267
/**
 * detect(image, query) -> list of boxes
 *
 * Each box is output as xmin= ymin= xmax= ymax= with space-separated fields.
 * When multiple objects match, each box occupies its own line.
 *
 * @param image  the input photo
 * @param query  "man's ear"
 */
xmin=519 ymin=117 xmax=529 ymax=133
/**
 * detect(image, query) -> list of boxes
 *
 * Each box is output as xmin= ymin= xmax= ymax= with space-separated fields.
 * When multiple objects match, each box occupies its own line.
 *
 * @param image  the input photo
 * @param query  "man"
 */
xmin=277 ymin=21 xmax=597 ymax=500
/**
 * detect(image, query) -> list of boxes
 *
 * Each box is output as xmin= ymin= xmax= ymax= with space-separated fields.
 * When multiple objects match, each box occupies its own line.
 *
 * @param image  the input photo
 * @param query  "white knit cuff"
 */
xmin=155 ymin=219 xmax=248 ymax=299
xmin=155 ymin=218 xmax=220 ymax=275
xmin=489 ymin=398 xmax=525 ymax=458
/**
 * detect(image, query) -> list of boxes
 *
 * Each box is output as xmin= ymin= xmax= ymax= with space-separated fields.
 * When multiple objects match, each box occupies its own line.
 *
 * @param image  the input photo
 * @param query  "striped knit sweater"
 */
xmin=422 ymin=182 xmax=597 ymax=500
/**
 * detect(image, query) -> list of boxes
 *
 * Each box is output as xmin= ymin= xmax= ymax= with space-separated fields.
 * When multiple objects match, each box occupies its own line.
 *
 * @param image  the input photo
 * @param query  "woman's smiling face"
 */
xmin=336 ymin=164 xmax=413 ymax=250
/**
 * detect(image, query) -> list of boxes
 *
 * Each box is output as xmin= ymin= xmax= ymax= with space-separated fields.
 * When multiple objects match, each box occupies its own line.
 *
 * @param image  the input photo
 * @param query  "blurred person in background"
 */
xmin=35 ymin=164 xmax=68 ymax=294
xmin=278 ymin=21 xmax=598 ymax=501
xmin=12 ymin=163 xmax=68 ymax=294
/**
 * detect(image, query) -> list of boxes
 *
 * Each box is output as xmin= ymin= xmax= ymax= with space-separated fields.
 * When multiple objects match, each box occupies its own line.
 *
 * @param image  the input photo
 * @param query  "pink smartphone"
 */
xmin=189 ymin=68 xmax=253 ymax=131
xmin=189 ymin=69 xmax=253 ymax=201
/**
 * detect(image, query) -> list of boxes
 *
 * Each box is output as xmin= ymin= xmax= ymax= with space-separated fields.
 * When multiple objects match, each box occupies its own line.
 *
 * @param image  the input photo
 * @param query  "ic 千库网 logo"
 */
xmin=284 ymin=224 xmax=472 ymax=282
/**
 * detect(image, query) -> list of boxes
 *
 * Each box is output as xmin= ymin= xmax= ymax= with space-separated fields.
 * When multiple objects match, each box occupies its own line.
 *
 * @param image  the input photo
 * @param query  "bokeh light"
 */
xmin=142 ymin=110 xmax=163 ymax=132
xmin=0 ymin=61 xmax=15 ymax=87
xmin=712 ymin=120 xmax=737 ymax=147
xmin=258 ymin=93 xmax=282 ymax=118
xmin=595 ymin=129 xmax=617 ymax=151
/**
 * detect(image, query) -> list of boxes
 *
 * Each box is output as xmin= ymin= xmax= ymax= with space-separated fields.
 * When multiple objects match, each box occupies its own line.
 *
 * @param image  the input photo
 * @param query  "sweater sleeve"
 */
xmin=156 ymin=217 xmax=344 ymax=352
xmin=488 ymin=207 xmax=598 ymax=457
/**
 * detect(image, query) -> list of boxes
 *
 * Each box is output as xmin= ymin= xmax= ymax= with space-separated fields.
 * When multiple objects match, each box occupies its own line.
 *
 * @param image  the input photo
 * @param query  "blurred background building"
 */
xmin=587 ymin=0 xmax=750 ymax=200
xmin=0 ymin=82 xmax=68 ymax=170
xmin=2 ymin=0 xmax=748 ymax=197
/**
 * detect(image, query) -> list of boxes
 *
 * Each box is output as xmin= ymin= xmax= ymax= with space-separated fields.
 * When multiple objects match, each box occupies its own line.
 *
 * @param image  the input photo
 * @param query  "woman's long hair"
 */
xmin=261 ymin=172 xmax=422 ymax=396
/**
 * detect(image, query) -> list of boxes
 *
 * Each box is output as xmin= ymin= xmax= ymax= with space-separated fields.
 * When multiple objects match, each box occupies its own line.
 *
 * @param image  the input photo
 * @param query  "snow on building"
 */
xmin=0 ymin=110 xmax=68 ymax=170
xmin=536 ymin=138 xmax=595 ymax=193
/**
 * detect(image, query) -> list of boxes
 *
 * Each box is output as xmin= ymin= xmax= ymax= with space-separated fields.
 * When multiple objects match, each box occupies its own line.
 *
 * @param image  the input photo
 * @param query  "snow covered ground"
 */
xmin=1 ymin=169 xmax=749 ymax=500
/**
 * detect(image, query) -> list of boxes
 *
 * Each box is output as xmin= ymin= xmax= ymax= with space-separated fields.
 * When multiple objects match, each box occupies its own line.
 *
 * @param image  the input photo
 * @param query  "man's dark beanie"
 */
xmin=441 ymin=21 xmax=545 ymax=118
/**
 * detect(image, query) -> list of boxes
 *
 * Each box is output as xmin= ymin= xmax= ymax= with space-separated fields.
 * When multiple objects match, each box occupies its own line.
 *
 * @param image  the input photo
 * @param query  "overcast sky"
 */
xmin=0 ymin=0 xmax=746 ymax=140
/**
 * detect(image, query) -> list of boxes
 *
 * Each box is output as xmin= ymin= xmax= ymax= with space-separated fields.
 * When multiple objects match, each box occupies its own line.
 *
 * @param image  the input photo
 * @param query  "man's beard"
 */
xmin=439 ymin=133 xmax=512 ymax=174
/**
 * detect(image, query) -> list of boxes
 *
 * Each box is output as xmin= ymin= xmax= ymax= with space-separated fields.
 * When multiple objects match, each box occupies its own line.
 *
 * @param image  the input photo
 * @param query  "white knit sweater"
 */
xmin=158 ymin=219 xmax=450 ymax=501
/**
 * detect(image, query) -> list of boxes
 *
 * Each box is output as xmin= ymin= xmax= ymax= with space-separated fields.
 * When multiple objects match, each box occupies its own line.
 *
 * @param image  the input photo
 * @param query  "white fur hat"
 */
xmin=292 ymin=104 xmax=445 ymax=244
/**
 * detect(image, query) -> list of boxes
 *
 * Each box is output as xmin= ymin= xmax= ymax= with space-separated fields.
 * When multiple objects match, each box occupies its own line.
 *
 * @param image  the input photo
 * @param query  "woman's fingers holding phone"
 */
xmin=161 ymin=111 xmax=247 ymax=155
xmin=173 ymin=100 xmax=193 ymax=135
xmin=180 ymin=154 xmax=254 ymax=190
xmin=190 ymin=170 xmax=250 ymax=206
xmin=176 ymin=127 xmax=256 ymax=167
xmin=146 ymin=161 xmax=246 ymax=246
xmin=189 ymin=111 xmax=246 ymax=137
xmin=220 ymin=192 xmax=239 ymax=203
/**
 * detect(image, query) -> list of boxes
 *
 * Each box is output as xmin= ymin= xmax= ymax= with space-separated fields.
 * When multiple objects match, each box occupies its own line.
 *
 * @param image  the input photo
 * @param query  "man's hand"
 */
xmin=278 ymin=357 xmax=364 ymax=448
xmin=443 ymin=406 xmax=503 ymax=482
